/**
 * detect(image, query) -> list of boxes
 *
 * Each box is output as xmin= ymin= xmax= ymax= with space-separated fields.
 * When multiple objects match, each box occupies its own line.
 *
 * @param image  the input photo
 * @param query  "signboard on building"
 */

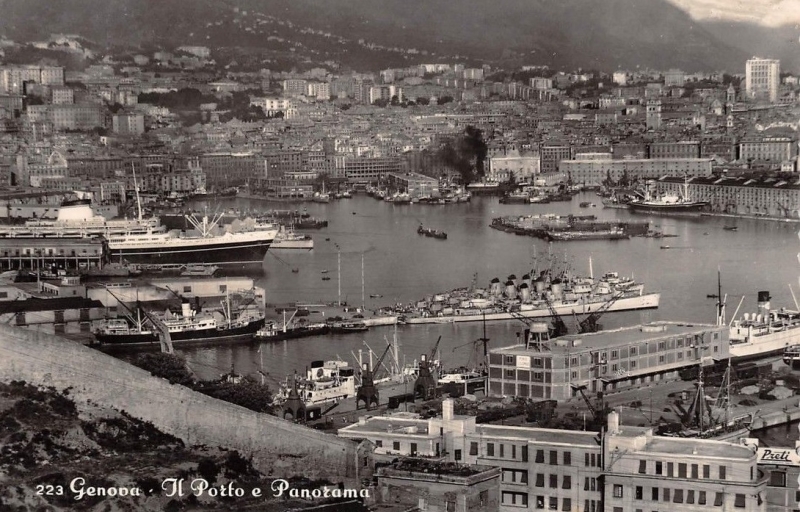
xmin=757 ymin=448 xmax=800 ymax=466
xmin=516 ymin=355 xmax=531 ymax=369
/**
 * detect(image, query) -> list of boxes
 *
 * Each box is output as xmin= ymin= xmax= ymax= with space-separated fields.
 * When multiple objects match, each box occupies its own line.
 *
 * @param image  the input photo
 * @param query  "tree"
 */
xmin=438 ymin=95 xmax=454 ymax=105
xmin=134 ymin=353 xmax=194 ymax=386
xmin=415 ymin=97 xmax=430 ymax=106
xmin=200 ymin=376 xmax=273 ymax=413
xmin=390 ymin=95 xmax=399 ymax=106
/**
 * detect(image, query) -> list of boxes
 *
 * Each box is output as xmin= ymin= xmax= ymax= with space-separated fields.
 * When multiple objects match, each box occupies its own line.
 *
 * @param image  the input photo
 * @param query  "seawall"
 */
xmin=0 ymin=324 xmax=362 ymax=483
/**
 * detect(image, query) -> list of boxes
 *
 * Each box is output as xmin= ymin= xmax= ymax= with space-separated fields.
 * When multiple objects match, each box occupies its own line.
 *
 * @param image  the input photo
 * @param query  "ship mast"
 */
xmin=716 ymin=268 xmax=726 ymax=326
xmin=361 ymin=253 xmax=365 ymax=311
xmin=132 ymin=162 xmax=143 ymax=222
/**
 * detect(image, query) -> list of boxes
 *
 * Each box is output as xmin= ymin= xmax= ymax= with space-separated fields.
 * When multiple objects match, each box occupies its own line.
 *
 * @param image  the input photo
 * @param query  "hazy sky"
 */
xmin=667 ymin=0 xmax=800 ymax=26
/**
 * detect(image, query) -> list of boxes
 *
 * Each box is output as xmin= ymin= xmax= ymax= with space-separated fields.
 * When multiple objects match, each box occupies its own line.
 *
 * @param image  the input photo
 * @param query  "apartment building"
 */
xmin=746 ymin=58 xmax=780 ymax=103
xmin=198 ymin=152 xmax=258 ymax=186
xmin=111 ymin=112 xmax=145 ymax=136
xmin=540 ymin=145 xmax=573 ymax=174
xmin=340 ymin=156 xmax=402 ymax=182
xmin=738 ymin=137 xmax=797 ymax=164
xmin=603 ymin=412 xmax=767 ymax=512
xmin=648 ymin=141 xmax=700 ymax=159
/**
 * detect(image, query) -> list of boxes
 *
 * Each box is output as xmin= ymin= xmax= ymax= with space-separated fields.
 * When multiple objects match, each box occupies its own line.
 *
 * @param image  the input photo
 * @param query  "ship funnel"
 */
xmin=519 ymin=283 xmax=531 ymax=301
xmin=758 ymin=291 xmax=771 ymax=314
xmin=505 ymin=281 xmax=517 ymax=298
xmin=181 ymin=300 xmax=192 ymax=317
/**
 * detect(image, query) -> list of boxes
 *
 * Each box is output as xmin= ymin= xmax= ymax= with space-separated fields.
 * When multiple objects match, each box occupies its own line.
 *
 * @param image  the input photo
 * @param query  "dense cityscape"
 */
xmin=2 ymin=3 xmax=800 ymax=512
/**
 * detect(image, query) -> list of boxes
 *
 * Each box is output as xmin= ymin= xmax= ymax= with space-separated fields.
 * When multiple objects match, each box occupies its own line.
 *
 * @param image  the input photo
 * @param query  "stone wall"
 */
xmin=0 ymin=324 xmax=362 ymax=483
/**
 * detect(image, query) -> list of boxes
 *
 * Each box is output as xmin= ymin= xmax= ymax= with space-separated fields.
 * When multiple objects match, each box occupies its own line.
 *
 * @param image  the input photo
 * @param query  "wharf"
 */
xmin=271 ymin=302 xmax=397 ymax=327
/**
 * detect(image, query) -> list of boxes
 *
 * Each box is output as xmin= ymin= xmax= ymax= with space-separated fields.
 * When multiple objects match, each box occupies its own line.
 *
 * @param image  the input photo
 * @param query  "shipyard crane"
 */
xmin=543 ymin=295 xmax=570 ymax=337
xmin=356 ymin=342 xmax=393 ymax=410
xmin=452 ymin=312 xmax=490 ymax=370
xmin=570 ymin=384 xmax=608 ymax=428
xmin=578 ymin=291 xmax=625 ymax=334
xmin=428 ymin=335 xmax=442 ymax=363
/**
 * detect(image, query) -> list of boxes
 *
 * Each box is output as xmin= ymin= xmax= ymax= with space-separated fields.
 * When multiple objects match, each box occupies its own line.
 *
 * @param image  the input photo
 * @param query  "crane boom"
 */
xmin=579 ymin=291 xmax=624 ymax=333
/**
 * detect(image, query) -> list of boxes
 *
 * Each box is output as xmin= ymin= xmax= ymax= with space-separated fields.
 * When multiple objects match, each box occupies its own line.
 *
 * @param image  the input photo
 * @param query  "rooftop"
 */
xmin=477 ymin=425 xmax=600 ymax=448
xmin=643 ymin=436 xmax=754 ymax=459
xmin=491 ymin=322 xmax=719 ymax=356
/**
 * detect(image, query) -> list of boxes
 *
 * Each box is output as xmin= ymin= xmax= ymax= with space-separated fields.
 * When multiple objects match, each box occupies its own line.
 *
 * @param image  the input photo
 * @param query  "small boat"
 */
xmin=707 ymin=294 xmax=719 ymax=299
xmin=579 ymin=201 xmax=592 ymax=208
xmin=352 ymin=212 xmax=357 ymax=215
xmin=322 ymin=276 xmax=331 ymax=281
xmin=325 ymin=238 xmax=330 ymax=241
xmin=370 ymin=294 xmax=383 ymax=298
xmin=417 ymin=225 xmax=448 ymax=240
xmin=291 ymin=268 xmax=299 ymax=273
xmin=660 ymin=245 xmax=670 ymax=249
xmin=703 ymin=232 xmax=709 ymax=235
xmin=723 ymin=226 xmax=738 ymax=231
xmin=321 ymin=269 xmax=329 ymax=274
xmin=180 ymin=265 xmax=219 ymax=277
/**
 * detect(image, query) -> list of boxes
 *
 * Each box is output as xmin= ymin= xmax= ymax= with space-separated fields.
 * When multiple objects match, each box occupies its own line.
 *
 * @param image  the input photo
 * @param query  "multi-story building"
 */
xmin=386 ymin=172 xmax=439 ymax=197
xmin=664 ymin=69 xmax=686 ymax=87
xmin=50 ymin=86 xmax=74 ymax=105
xmin=341 ymin=156 xmax=402 ymax=182
xmin=0 ymin=95 xmax=23 ymax=118
xmin=488 ymin=322 xmax=728 ymax=399
xmin=111 ymin=112 xmax=145 ymax=136
xmin=250 ymin=97 xmax=295 ymax=117
xmin=282 ymin=79 xmax=308 ymax=96
xmin=648 ymin=141 xmax=700 ymax=159
xmin=307 ymin=81 xmax=330 ymax=100
xmin=341 ymin=401 xmax=764 ymax=512
xmin=603 ymin=411 xmax=767 ymax=512
xmin=27 ymin=104 xmax=105 ymax=131
xmin=738 ymin=137 xmax=797 ymax=164
xmin=746 ymin=58 xmax=780 ymax=103
xmin=198 ymin=152 xmax=258 ymax=186
xmin=14 ymin=150 xmax=69 ymax=187
xmin=561 ymin=158 xmax=713 ymax=187
xmin=489 ymin=153 xmax=541 ymax=182
xmin=655 ymin=175 xmax=800 ymax=217
xmin=530 ymin=77 xmax=554 ymax=90
xmin=540 ymin=145 xmax=573 ymax=174
xmin=369 ymin=85 xmax=403 ymax=104
xmin=750 ymin=440 xmax=800 ymax=512
xmin=0 ymin=65 xmax=64 ymax=94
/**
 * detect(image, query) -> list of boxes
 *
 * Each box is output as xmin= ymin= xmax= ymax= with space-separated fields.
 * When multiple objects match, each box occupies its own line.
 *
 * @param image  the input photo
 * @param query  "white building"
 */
xmin=746 ymin=58 xmax=780 ymax=103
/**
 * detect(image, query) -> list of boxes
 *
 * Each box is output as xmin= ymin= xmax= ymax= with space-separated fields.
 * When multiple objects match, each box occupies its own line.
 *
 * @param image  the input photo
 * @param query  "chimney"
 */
xmin=607 ymin=410 xmax=620 ymax=435
xmin=442 ymin=398 xmax=454 ymax=421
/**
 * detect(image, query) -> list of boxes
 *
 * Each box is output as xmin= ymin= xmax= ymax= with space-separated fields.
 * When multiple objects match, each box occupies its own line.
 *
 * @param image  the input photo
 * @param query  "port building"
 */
xmin=487 ymin=322 xmax=728 ymax=400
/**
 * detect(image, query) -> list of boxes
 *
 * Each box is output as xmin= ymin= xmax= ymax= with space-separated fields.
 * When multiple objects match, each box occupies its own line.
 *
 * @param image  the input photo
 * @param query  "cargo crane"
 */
xmin=543 ymin=295 xmax=570 ymax=337
xmin=356 ymin=342 xmax=393 ymax=410
xmin=570 ymin=384 xmax=608 ymax=430
xmin=104 ymin=286 xmax=173 ymax=353
xmin=452 ymin=312 xmax=491 ymax=371
xmin=414 ymin=336 xmax=442 ymax=400
xmin=578 ymin=291 xmax=624 ymax=334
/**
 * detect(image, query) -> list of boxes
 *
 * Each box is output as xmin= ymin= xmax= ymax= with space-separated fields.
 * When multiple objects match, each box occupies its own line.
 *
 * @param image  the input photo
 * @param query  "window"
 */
xmin=691 ymin=464 xmax=698 ymax=479
xmin=410 ymin=443 xmax=417 ymax=455
xmin=719 ymin=465 xmax=726 ymax=480
xmin=699 ymin=491 xmax=707 ymax=505
xmin=469 ymin=442 xmax=478 ymax=456
xmin=375 ymin=440 xmax=382 ymax=447
xmin=673 ymin=489 xmax=683 ymax=503
xmin=502 ymin=492 xmax=529 ymax=508
xmin=537 ymin=496 xmax=545 ymax=509
xmin=454 ymin=449 xmax=462 ymax=461
xmin=658 ymin=355 xmax=665 ymax=363
xmin=590 ymin=453 xmax=596 ymax=467
xmin=500 ymin=444 xmax=505 ymax=458
xmin=522 ymin=445 xmax=529 ymax=462
xmin=678 ymin=463 xmax=686 ymax=478
xmin=714 ymin=492 xmax=724 ymax=506
xmin=512 ymin=445 xmax=517 ymax=459
xmin=655 ymin=461 xmax=663 ymax=475
xmin=536 ymin=450 xmax=545 ymax=463
xmin=563 ymin=475 xmax=571 ymax=489
xmin=631 ymin=361 xmax=637 ymax=369
xmin=651 ymin=488 xmax=659 ymax=501
xmin=219 ymin=284 xmax=227 ymax=293
xmin=667 ymin=462 xmax=674 ymax=477
xmin=535 ymin=474 xmax=545 ymax=487
xmin=550 ymin=450 xmax=558 ymax=465
xmin=393 ymin=441 xmax=400 ymax=450
xmin=631 ymin=347 xmax=637 ymax=356
xmin=183 ymin=286 xmax=191 ymax=293
xmin=585 ymin=453 xmax=590 ymax=466
xmin=584 ymin=477 xmax=590 ymax=491
xmin=563 ymin=451 xmax=571 ymax=465
xmin=635 ymin=486 xmax=643 ymax=500
xmin=549 ymin=474 xmax=558 ymax=488
xmin=687 ymin=490 xmax=695 ymax=504
xmin=503 ymin=469 xmax=529 ymax=484
xmin=703 ymin=465 xmax=710 ymax=478
xmin=770 ymin=471 xmax=787 ymax=487
xmin=487 ymin=443 xmax=495 ymax=457
xmin=549 ymin=497 xmax=558 ymax=510
xmin=639 ymin=460 xmax=647 ymax=474
xmin=506 ymin=369 xmax=515 ymax=377
xmin=613 ymin=484 xmax=623 ymax=498
xmin=664 ymin=489 xmax=670 ymax=502
xmin=734 ymin=493 xmax=746 ymax=508
xmin=562 ymin=498 xmax=571 ymax=511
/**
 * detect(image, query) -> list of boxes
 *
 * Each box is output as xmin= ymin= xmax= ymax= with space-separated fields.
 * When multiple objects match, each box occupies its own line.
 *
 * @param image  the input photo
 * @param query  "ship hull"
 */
xmin=731 ymin=326 xmax=800 ymax=363
xmin=403 ymin=293 xmax=660 ymax=324
xmin=628 ymin=202 xmax=709 ymax=214
xmin=110 ymin=239 xmax=272 ymax=266
xmin=271 ymin=240 xmax=314 ymax=250
xmin=95 ymin=318 xmax=265 ymax=346
xmin=255 ymin=325 xmax=330 ymax=341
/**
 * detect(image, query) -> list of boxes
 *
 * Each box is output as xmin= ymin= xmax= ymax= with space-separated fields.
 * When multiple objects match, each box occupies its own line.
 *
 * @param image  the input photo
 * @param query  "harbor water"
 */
xmin=154 ymin=193 xmax=800 ymax=383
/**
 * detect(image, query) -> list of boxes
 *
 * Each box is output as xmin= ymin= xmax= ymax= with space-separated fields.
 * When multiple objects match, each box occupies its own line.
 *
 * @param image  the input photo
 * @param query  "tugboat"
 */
xmin=417 ymin=225 xmax=448 ymax=240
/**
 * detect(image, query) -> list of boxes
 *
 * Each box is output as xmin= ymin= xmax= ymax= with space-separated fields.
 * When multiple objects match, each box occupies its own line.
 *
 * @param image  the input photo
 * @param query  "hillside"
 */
xmin=0 ymin=0 xmax=752 ymax=71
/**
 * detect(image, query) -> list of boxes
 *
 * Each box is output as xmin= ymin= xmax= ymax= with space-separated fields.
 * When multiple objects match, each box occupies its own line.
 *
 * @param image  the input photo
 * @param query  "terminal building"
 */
xmin=340 ymin=401 xmax=768 ymax=512
xmin=487 ymin=322 xmax=728 ymax=400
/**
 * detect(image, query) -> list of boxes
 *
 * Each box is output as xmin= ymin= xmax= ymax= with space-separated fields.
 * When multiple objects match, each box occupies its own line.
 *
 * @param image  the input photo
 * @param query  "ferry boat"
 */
xmin=389 ymin=267 xmax=659 ymax=325
xmin=271 ymin=226 xmax=313 ymax=250
xmin=95 ymin=299 xmax=265 ymax=346
xmin=276 ymin=360 xmax=357 ymax=406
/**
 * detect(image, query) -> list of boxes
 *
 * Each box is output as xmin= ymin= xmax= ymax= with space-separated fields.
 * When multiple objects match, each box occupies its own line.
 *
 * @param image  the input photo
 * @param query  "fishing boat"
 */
xmin=329 ymin=321 xmax=369 ymax=334
xmin=723 ymin=226 xmax=738 ymax=231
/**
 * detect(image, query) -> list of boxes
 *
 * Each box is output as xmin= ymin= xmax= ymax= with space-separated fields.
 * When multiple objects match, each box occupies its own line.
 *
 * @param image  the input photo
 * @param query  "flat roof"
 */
xmin=339 ymin=416 xmax=435 ymax=437
xmin=491 ymin=322 xmax=718 ymax=356
xmin=477 ymin=425 xmax=600 ymax=448
xmin=639 ymin=436 xmax=754 ymax=459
